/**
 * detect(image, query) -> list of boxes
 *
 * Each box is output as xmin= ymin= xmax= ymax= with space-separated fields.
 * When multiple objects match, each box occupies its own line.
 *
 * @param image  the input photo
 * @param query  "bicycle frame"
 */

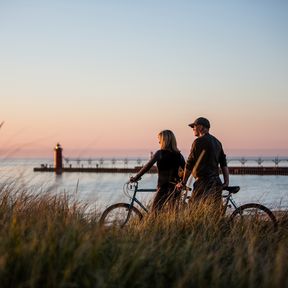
xmin=126 ymin=182 xmax=156 ymax=214
xmin=222 ymin=191 xmax=240 ymax=215
xmin=128 ymin=182 xmax=239 ymax=216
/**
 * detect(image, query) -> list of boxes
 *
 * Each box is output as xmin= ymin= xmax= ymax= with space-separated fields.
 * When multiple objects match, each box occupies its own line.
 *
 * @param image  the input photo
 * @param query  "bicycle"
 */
xmin=99 ymin=181 xmax=278 ymax=229
xmin=222 ymin=186 xmax=277 ymax=230
xmin=99 ymin=181 xmax=158 ymax=227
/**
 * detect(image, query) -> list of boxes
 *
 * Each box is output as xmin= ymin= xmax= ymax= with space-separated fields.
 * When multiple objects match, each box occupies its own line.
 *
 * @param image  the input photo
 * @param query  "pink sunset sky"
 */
xmin=1 ymin=1 xmax=288 ymax=158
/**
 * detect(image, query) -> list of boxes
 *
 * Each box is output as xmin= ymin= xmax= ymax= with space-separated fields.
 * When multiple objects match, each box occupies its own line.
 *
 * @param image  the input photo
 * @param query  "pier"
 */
xmin=33 ymin=165 xmax=288 ymax=175
xmin=33 ymin=144 xmax=288 ymax=175
xmin=34 ymin=166 xmax=157 ymax=174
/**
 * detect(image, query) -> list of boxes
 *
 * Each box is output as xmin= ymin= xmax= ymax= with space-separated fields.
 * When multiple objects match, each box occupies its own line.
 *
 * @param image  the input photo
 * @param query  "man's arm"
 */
xmin=218 ymin=143 xmax=229 ymax=187
xmin=177 ymin=145 xmax=196 ymax=188
xmin=221 ymin=166 xmax=229 ymax=187
xmin=182 ymin=166 xmax=192 ymax=186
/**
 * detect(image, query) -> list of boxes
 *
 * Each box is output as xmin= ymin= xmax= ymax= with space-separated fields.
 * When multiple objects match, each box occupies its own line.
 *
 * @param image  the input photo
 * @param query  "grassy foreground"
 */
xmin=0 ymin=181 xmax=288 ymax=288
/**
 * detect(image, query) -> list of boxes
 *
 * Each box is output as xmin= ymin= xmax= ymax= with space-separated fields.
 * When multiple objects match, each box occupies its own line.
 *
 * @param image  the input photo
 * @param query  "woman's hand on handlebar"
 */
xmin=129 ymin=176 xmax=136 ymax=182
xmin=129 ymin=176 xmax=141 ymax=183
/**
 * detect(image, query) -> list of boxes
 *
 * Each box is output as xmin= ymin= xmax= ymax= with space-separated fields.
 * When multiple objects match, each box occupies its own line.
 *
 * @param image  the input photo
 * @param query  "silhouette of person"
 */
xmin=130 ymin=130 xmax=185 ymax=212
xmin=177 ymin=117 xmax=229 ymax=208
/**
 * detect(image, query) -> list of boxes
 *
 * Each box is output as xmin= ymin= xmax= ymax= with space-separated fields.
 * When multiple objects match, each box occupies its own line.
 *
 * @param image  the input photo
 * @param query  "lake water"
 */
xmin=1 ymin=158 xmax=288 ymax=212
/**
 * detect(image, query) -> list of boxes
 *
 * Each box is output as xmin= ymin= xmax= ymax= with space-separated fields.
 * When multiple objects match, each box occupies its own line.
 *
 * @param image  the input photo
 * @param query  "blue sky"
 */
xmin=1 ymin=1 xmax=288 ymax=157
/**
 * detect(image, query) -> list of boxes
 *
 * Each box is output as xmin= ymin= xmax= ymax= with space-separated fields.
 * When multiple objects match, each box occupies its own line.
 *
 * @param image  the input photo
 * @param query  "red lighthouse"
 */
xmin=54 ymin=143 xmax=63 ymax=175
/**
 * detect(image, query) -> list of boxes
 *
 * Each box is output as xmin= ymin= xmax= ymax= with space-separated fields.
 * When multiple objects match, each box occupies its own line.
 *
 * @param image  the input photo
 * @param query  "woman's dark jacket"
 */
xmin=135 ymin=150 xmax=185 ymax=188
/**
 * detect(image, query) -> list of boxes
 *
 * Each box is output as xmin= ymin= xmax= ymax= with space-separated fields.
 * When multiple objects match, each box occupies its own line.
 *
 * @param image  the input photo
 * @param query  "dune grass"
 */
xmin=0 ymin=181 xmax=288 ymax=288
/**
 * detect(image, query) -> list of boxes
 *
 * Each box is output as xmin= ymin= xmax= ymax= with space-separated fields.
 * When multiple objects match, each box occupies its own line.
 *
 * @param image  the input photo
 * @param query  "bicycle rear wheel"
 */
xmin=230 ymin=203 xmax=278 ymax=230
xmin=99 ymin=203 xmax=143 ymax=228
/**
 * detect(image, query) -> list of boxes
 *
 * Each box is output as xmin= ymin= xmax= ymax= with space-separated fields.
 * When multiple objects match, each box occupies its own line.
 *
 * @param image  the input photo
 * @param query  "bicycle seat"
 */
xmin=223 ymin=186 xmax=240 ymax=194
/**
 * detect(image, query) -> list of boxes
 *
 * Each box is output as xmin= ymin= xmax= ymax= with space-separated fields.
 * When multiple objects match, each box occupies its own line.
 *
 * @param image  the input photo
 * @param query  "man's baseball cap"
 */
xmin=188 ymin=117 xmax=210 ymax=129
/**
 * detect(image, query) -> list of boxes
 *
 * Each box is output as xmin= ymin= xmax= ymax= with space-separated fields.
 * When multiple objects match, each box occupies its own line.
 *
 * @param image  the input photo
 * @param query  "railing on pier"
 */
xmin=60 ymin=156 xmax=288 ymax=168
xmin=62 ymin=156 xmax=147 ymax=168
xmin=227 ymin=156 xmax=288 ymax=166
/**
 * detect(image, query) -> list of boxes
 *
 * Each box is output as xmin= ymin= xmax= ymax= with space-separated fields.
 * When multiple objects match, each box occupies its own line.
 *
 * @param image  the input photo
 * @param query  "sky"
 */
xmin=1 ymin=0 xmax=288 ymax=158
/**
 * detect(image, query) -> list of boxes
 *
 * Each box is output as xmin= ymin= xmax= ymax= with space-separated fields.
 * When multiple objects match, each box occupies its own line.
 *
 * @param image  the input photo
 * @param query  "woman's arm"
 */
xmin=130 ymin=151 xmax=159 ymax=182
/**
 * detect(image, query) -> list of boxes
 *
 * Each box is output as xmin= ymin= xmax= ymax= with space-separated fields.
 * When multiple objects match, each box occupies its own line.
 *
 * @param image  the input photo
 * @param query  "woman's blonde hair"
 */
xmin=158 ymin=130 xmax=180 ymax=153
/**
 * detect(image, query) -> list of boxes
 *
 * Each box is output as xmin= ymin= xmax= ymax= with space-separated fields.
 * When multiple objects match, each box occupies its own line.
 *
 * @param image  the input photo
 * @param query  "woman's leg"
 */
xmin=152 ymin=185 xmax=180 ymax=213
xmin=151 ymin=188 xmax=166 ymax=212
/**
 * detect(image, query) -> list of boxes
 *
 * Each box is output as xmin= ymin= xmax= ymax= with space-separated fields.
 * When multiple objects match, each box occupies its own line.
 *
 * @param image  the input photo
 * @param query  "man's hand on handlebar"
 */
xmin=175 ymin=181 xmax=192 ymax=191
xmin=175 ymin=182 xmax=183 ymax=190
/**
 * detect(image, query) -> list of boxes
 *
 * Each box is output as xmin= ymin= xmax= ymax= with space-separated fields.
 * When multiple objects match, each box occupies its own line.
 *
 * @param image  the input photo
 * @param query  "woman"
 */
xmin=130 ymin=130 xmax=185 ymax=212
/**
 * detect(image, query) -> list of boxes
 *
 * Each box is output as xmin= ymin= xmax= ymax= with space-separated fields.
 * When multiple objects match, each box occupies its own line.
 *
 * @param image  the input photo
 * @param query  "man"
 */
xmin=177 ymin=117 xmax=229 ymax=206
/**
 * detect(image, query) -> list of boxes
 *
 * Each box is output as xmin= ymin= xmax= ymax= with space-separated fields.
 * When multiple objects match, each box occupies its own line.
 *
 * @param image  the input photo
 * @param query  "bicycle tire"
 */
xmin=99 ymin=203 xmax=143 ymax=227
xmin=230 ymin=203 xmax=278 ymax=230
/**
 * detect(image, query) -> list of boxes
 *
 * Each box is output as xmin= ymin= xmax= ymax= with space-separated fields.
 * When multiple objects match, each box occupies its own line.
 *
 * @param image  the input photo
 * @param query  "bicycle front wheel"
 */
xmin=99 ymin=203 xmax=143 ymax=228
xmin=230 ymin=203 xmax=278 ymax=230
